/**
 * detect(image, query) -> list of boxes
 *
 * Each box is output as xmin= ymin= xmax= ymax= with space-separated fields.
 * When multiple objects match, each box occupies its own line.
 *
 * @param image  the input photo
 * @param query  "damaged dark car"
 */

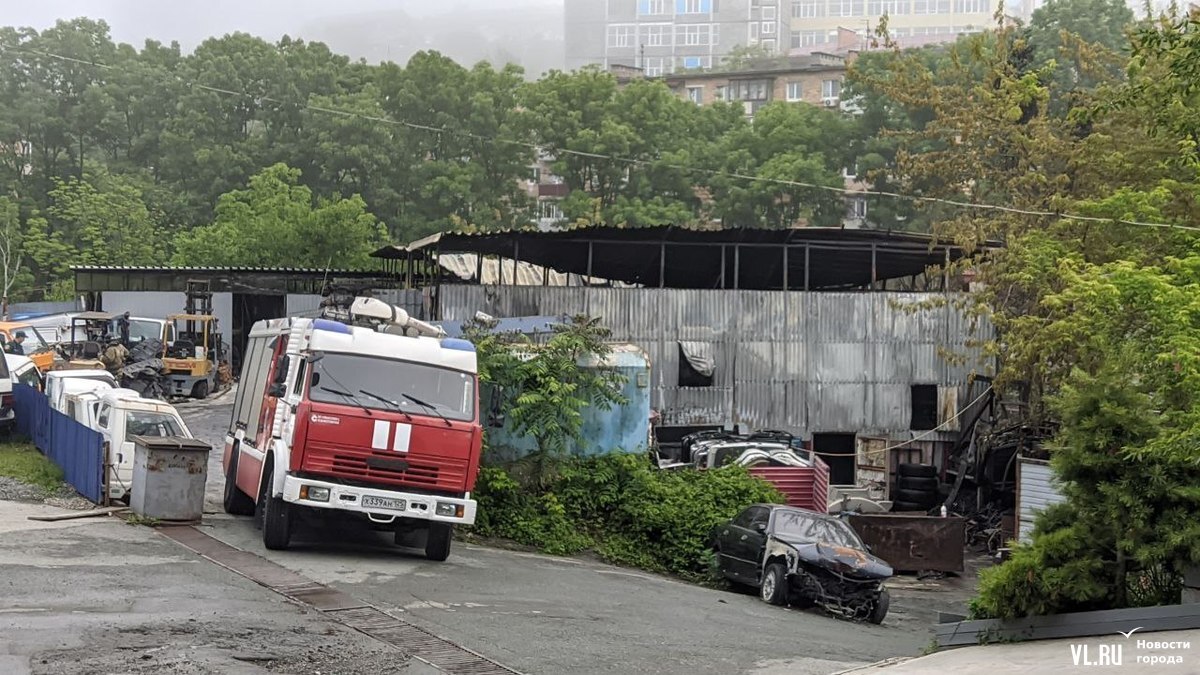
xmin=711 ymin=504 xmax=893 ymax=623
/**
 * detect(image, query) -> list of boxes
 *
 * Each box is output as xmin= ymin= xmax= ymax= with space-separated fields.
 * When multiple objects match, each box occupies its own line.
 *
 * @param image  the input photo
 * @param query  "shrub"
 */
xmin=471 ymin=454 xmax=783 ymax=579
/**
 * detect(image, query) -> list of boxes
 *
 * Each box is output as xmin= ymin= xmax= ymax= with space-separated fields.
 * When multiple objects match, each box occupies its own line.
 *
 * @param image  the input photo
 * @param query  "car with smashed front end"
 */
xmin=711 ymin=504 xmax=893 ymax=623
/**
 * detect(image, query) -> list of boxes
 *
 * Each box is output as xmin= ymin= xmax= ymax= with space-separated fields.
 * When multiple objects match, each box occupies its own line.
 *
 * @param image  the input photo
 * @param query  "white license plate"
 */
xmin=361 ymin=496 xmax=407 ymax=511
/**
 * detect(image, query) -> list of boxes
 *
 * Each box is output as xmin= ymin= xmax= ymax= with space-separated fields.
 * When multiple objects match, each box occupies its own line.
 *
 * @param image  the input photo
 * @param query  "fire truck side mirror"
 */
xmin=268 ymin=382 xmax=286 ymax=398
xmin=273 ymin=355 xmax=289 ymax=384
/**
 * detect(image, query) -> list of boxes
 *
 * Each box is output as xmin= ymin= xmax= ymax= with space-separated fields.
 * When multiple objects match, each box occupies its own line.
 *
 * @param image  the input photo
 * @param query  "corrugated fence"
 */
xmin=14 ymin=384 xmax=105 ymax=504
xmin=438 ymin=286 xmax=989 ymax=438
xmin=749 ymin=456 xmax=830 ymax=513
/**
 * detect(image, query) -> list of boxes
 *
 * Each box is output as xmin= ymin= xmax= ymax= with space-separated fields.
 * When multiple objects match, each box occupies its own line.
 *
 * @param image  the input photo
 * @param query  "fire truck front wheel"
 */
xmin=425 ymin=522 xmax=452 ymax=562
xmin=259 ymin=462 xmax=292 ymax=550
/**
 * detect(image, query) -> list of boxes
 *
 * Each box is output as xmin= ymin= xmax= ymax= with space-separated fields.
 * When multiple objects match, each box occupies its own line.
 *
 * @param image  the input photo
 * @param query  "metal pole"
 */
xmin=804 ymin=244 xmax=811 ymax=291
xmin=720 ymin=246 xmax=727 ymax=289
xmin=782 ymin=245 xmax=789 ymax=291
xmin=871 ymin=243 xmax=877 ymax=290
xmin=512 ymin=235 xmax=520 ymax=287
xmin=733 ymin=245 xmax=740 ymax=290
xmin=659 ymin=241 xmax=667 ymax=288
xmin=586 ymin=240 xmax=594 ymax=281
xmin=944 ymin=247 xmax=951 ymax=291
xmin=476 ymin=251 xmax=484 ymax=285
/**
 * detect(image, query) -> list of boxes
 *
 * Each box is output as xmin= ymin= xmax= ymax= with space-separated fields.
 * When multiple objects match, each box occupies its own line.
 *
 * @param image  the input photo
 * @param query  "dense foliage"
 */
xmin=472 ymin=454 xmax=783 ymax=580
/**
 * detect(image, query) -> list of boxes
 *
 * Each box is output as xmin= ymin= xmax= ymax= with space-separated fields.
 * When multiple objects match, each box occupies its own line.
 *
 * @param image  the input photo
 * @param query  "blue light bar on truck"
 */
xmin=312 ymin=319 xmax=352 ymax=334
xmin=440 ymin=338 xmax=476 ymax=353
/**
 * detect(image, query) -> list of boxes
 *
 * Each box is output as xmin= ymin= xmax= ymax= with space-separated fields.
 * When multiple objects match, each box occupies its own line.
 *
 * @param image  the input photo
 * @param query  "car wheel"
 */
xmin=897 ymin=463 xmax=937 ymax=478
xmin=425 ymin=523 xmax=452 ymax=562
xmin=222 ymin=447 xmax=255 ymax=516
xmin=191 ymin=379 xmax=210 ymax=399
xmin=897 ymin=476 xmax=938 ymax=491
xmin=760 ymin=563 xmax=788 ymax=606
xmin=868 ymin=589 xmax=890 ymax=624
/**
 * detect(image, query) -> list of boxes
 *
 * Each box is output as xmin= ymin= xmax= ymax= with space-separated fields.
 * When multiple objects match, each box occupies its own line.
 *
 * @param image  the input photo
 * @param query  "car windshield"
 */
xmin=124 ymin=411 xmax=185 ymax=442
xmin=307 ymin=353 xmax=475 ymax=422
xmin=772 ymin=510 xmax=863 ymax=548
xmin=112 ymin=319 xmax=164 ymax=343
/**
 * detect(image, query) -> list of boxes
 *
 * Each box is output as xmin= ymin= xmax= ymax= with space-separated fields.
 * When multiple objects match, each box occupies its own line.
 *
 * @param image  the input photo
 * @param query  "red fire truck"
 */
xmin=221 ymin=297 xmax=482 ymax=561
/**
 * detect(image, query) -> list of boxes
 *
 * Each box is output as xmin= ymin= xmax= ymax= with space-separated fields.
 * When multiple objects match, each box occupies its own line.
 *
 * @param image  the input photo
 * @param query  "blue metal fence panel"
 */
xmin=13 ymin=383 xmax=105 ymax=504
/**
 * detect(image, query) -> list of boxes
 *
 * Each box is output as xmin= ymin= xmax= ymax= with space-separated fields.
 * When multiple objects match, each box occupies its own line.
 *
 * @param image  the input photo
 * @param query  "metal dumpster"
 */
xmin=846 ymin=513 xmax=966 ymax=573
xmin=129 ymin=436 xmax=210 ymax=522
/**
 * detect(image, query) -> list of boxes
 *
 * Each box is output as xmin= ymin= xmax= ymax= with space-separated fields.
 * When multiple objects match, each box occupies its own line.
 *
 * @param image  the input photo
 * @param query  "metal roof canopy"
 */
xmin=72 ymin=266 xmax=402 ymax=295
xmin=402 ymin=226 xmax=983 ymax=290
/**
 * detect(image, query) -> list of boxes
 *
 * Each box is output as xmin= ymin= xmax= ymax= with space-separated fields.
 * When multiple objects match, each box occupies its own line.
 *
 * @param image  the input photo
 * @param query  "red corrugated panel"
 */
xmin=749 ymin=460 xmax=831 ymax=513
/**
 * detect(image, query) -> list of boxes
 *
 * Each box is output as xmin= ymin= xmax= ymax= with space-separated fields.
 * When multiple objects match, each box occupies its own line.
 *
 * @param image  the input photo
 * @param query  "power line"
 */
xmin=9 ymin=46 xmax=1200 ymax=235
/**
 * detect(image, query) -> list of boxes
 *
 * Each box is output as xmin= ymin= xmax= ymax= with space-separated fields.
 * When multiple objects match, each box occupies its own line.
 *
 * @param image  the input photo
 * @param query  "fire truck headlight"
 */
xmin=301 ymin=485 xmax=330 ymax=502
xmin=436 ymin=502 xmax=462 ymax=518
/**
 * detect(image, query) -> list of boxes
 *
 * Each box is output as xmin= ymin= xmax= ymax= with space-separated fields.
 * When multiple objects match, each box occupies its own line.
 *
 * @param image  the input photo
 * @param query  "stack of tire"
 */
xmin=893 ymin=463 xmax=940 ymax=512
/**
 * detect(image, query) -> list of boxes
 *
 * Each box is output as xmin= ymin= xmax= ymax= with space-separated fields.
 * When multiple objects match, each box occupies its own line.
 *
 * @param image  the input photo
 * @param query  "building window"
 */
xmin=677 ymin=0 xmax=713 ymax=13
xmin=910 ymin=384 xmax=938 ymax=431
xmin=821 ymin=78 xmax=841 ymax=104
xmin=530 ymin=166 xmax=541 ymax=182
xmin=831 ymin=0 xmax=864 ymax=15
xmin=793 ymin=0 xmax=826 ymax=17
xmin=791 ymin=30 xmax=828 ymax=48
xmin=868 ymin=0 xmax=910 ymax=13
xmin=761 ymin=38 xmax=776 ymax=50
xmin=847 ymin=196 xmax=867 ymax=219
xmin=687 ymin=85 xmax=704 ymax=103
xmin=915 ymin=0 xmax=952 ymax=12
xmin=763 ymin=6 xmax=778 ymax=19
xmin=715 ymin=84 xmax=728 ymax=101
xmin=954 ymin=0 xmax=988 ymax=12
xmin=644 ymin=57 xmax=668 ymax=77
xmin=639 ymin=0 xmax=668 ymax=15
xmin=762 ymin=21 xmax=776 ymax=34
xmin=607 ymin=25 xmax=636 ymax=48
xmin=538 ymin=200 xmax=564 ymax=221
xmin=729 ymin=79 xmax=771 ymax=101
xmin=786 ymin=81 xmax=803 ymax=101
xmin=645 ymin=24 xmax=672 ymax=47
xmin=678 ymin=24 xmax=713 ymax=46
xmin=682 ymin=56 xmax=705 ymax=70
xmin=678 ymin=342 xmax=715 ymax=387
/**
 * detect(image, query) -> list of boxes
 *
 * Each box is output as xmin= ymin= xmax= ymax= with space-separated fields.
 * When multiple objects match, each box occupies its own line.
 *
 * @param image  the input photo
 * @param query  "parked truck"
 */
xmin=61 ymin=387 xmax=192 ymax=502
xmin=222 ymin=297 xmax=482 ymax=560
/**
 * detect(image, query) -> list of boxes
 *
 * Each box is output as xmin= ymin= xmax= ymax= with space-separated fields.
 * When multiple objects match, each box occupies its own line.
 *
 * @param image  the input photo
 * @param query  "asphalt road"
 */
xmin=180 ymin=396 xmax=962 ymax=675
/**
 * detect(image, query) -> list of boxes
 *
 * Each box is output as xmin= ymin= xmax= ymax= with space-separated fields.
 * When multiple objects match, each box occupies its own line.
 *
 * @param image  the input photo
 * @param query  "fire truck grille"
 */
xmin=306 ymin=449 xmax=466 ymax=491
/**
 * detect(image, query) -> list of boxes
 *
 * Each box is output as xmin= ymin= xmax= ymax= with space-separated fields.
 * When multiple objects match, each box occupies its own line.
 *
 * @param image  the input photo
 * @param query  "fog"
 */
xmin=0 ymin=0 xmax=566 ymax=76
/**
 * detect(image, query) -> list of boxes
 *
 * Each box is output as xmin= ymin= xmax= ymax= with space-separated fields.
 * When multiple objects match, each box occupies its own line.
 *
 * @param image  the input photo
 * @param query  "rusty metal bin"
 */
xmin=846 ymin=513 xmax=966 ymax=573
xmin=129 ymin=436 xmax=210 ymax=522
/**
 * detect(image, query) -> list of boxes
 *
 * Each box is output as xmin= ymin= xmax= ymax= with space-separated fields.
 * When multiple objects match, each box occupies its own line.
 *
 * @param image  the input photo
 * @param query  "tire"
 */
xmin=191 ymin=379 xmax=210 ymax=399
xmin=760 ymin=562 xmax=789 ymax=606
xmin=897 ymin=463 xmax=937 ymax=478
xmin=425 ymin=523 xmax=452 ymax=562
xmin=868 ymin=589 xmax=890 ymax=625
xmin=897 ymin=476 xmax=938 ymax=491
xmin=259 ymin=462 xmax=292 ymax=550
xmin=892 ymin=500 xmax=926 ymax=512
xmin=222 ymin=447 xmax=255 ymax=516
xmin=895 ymin=488 xmax=937 ymax=504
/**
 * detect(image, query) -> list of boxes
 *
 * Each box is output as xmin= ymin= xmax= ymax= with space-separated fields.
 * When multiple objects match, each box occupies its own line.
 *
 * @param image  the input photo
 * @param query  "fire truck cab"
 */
xmin=222 ymin=298 xmax=482 ymax=561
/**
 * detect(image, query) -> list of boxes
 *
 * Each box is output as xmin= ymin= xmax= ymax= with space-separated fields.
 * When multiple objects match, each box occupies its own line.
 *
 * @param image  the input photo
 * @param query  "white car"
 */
xmin=0 ymin=353 xmax=14 ymax=431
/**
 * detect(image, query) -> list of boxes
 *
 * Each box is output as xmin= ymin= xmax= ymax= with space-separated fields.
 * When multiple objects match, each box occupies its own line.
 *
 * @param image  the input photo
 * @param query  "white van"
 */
xmin=92 ymin=391 xmax=193 ymax=502
xmin=45 ymin=370 xmax=118 ymax=414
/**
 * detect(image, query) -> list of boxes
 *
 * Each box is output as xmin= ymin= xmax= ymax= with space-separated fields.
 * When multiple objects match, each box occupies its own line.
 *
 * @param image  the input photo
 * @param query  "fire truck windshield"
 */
xmin=308 ymin=352 xmax=475 ymax=422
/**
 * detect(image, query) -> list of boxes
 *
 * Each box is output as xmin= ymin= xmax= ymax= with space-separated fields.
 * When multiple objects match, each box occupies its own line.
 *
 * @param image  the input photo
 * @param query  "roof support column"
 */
xmin=720 ymin=246 xmax=727 ymax=289
xmin=871 ymin=242 xmax=878 ymax=291
xmin=782 ymin=245 xmax=790 ymax=291
xmin=659 ymin=241 xmax=667 ymax=288
xmin=586 ymin=240 xmax=594 ymax=282
xmin=804 ymin=244 xmax=811 ymax=291
xmin=733 ymin=245 xmax=740 ymax=291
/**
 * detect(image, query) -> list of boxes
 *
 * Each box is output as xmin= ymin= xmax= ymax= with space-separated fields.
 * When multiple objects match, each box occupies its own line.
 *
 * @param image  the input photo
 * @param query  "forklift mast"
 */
xmin=184 ymin=279 xmax=213 ymax=316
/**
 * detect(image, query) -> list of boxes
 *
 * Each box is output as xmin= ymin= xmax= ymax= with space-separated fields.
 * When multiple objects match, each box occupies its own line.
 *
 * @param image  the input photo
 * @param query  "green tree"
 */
xmin=172 ymin=163 xmax=386 ymax=269
xmin=46 ymin=172 xmax=164 ymax=266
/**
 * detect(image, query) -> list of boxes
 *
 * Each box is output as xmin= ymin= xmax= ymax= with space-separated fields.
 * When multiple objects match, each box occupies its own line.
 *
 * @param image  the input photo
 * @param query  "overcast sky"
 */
xmin=1 ymin=1 xmax=565 ymax=72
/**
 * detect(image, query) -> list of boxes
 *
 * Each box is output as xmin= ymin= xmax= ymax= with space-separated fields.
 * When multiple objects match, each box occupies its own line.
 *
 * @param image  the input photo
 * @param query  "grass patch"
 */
xmin=0 ymin=439 xmax=64 ymax=491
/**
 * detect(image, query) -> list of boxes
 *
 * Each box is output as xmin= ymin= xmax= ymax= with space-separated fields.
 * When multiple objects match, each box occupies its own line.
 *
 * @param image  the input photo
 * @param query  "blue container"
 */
xmin=484 ymin=344 xmax=651 ymax=462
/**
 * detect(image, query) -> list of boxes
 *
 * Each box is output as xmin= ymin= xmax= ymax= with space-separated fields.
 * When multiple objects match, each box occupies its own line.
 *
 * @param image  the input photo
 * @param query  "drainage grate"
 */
xmin=159 ymin=525 xmax=522 ymax=675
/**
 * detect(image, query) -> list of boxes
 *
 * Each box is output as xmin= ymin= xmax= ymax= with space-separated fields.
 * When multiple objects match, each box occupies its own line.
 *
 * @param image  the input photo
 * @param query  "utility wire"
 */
xmin=11 ymin=46 xmax=1200 ymax=234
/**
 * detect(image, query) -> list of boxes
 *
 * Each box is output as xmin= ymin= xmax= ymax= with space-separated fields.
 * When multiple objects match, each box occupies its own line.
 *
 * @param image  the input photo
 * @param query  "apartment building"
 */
xmin=566 ymin=0 xmax=790 ymax=75
xmin=786 ymin=0 xmax=995 ymax=53
xmin=661 ymin=52 xmax=848 ymax=116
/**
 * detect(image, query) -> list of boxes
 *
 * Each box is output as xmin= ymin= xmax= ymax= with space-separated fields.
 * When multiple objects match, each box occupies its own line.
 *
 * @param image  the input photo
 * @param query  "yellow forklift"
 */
xmin=161 ymin=281 xmax=226 ymax=399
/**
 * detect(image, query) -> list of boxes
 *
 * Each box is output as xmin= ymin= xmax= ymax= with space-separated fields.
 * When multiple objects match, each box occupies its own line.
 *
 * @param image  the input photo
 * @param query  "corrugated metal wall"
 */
xmin=1017 ymin=458 xmax=1067 ymax=543
xmin=438 ymin=286 xmax=990 ymax=438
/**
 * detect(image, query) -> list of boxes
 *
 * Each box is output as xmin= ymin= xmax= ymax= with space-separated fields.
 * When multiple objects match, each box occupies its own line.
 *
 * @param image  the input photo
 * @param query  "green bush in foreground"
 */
xmin=472 ymin=453 xmax=784 ymax=580
xmin=0 ymin=440 xmax=64 ymax=491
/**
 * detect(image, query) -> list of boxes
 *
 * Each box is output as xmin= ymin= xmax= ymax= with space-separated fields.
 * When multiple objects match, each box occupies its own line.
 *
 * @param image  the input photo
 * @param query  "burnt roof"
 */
xmin=400 ymin=226 xmax=985 ymax=290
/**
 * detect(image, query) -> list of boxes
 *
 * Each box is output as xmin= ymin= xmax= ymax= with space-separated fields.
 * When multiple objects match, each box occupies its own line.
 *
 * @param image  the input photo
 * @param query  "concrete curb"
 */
xmin=829 ymin=656 xmax=916 ymax=674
